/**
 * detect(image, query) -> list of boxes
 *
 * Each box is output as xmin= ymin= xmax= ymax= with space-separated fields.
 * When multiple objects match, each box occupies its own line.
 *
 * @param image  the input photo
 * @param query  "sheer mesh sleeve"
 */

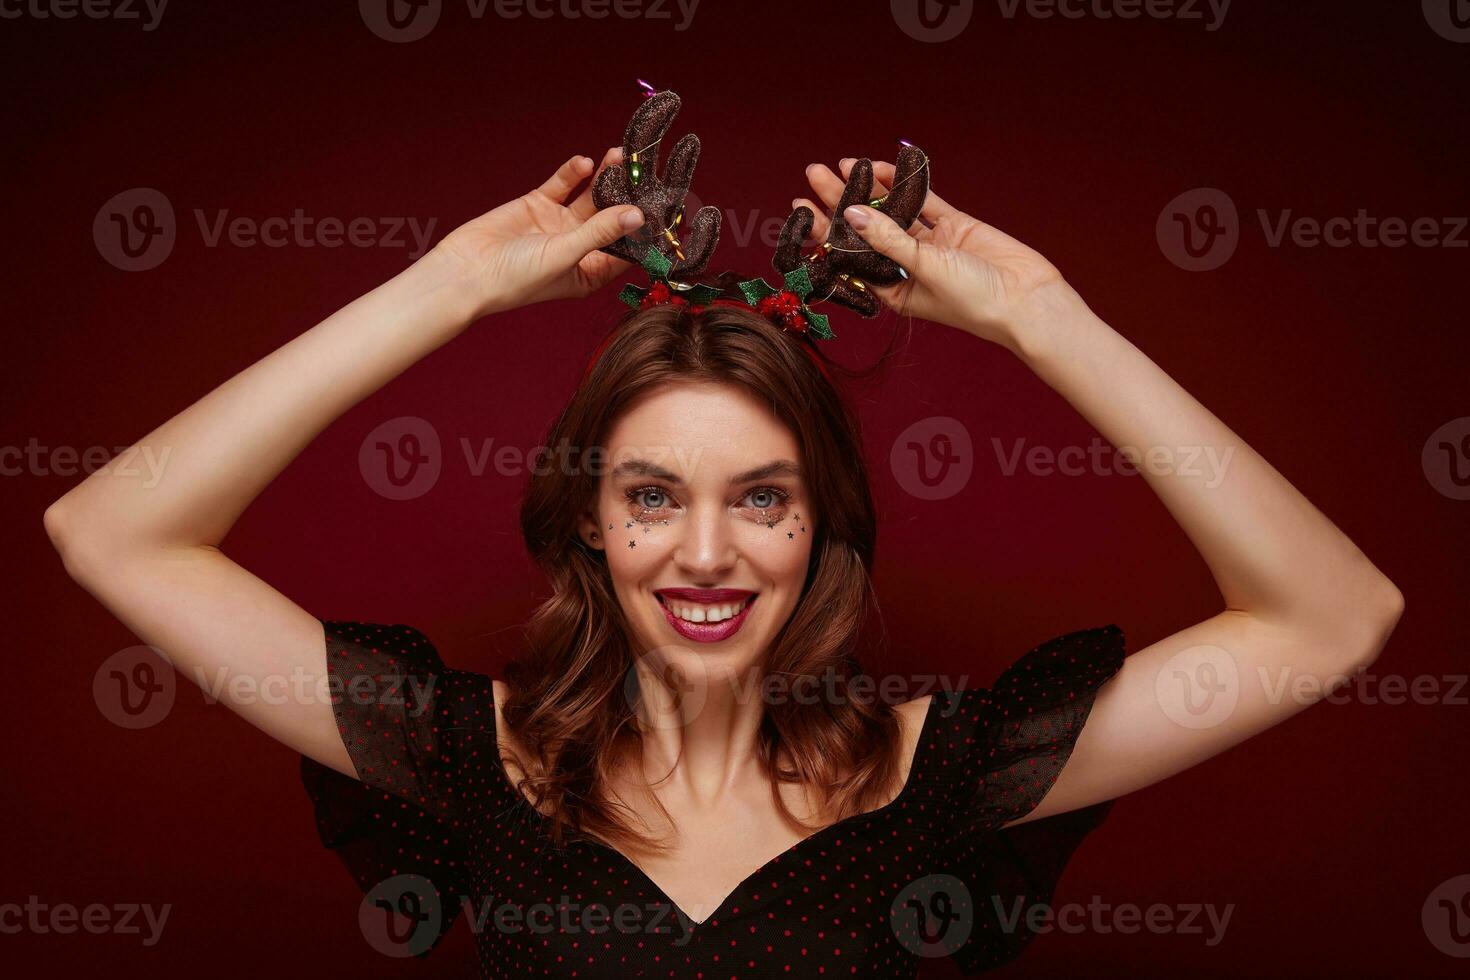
xmin=298 ymin=619 xmax=501 ymax=958
xmin=939 ymin=624 xmax=1128 ymax=975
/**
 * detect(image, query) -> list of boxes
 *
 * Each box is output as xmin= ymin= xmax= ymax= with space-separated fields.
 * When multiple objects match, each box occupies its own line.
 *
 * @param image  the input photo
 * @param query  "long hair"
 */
xmin=501 ymin=298 xmax=904 ymax=853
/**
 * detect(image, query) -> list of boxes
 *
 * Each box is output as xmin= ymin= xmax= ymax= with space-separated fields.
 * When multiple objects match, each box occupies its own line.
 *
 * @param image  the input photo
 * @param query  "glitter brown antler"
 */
xmin=772 ymin=144 xmax=930 ymax=317
xmin=593 ymin=90 xmax=721 ymax=279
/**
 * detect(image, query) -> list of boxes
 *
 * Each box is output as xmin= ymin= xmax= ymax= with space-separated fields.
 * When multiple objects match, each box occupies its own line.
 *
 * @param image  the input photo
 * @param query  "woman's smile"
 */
xmin=655 ymin=588 xmax=759 ymax=643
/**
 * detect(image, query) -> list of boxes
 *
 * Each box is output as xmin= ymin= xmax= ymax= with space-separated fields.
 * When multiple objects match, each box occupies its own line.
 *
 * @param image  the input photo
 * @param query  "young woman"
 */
xmin=45 ymin=134 xmax=1402 ymax=977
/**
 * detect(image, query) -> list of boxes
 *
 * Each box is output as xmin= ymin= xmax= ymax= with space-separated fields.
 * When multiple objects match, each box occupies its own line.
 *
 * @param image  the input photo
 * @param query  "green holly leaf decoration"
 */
xmin=804 ymin=310 xmax=834 ymax=340
xmin=783 ymin=265 xmax=815 ymax=301
xmin=641 ymin=245 xmax=672 ymax=280
xmin=618 ymin=283 xmax=649 ymax=309
xmin=679 ymin=283 xmax=724 ymax=306
xmin=618 ymin=246 xmax=677 ymax=309
xmin=737 ymin=277 xmax=779 ymax=306
xmin=618 ymin=250 xmax=836 ymax=340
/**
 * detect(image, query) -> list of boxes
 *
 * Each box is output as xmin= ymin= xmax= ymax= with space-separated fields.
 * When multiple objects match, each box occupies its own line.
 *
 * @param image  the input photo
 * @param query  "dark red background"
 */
xmin=6 ymin=1 xmax=1467 ymax=976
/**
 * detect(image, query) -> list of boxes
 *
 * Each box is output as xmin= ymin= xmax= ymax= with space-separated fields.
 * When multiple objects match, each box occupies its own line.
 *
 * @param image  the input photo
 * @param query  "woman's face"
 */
xmin=580 ymin=381 xmax=815 ymax=684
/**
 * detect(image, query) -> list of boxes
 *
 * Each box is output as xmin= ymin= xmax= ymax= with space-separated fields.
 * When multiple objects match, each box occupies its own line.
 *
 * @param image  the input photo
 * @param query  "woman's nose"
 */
xmin=672 ymin=505 xmax=737 ymax=577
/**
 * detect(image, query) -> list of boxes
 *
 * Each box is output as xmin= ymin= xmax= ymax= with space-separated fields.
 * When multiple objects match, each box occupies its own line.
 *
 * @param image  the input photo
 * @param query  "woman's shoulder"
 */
xmin=886 ymin=693 xmax=937 ymax=798
xmin=488 ymin=678 xmax=541 ymax=809
xmin=892 ymin=693 xmax=935 ymax=747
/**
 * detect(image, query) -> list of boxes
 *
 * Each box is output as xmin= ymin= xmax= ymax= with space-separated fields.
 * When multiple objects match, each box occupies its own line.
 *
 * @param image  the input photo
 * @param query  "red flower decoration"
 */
xmin=639 ymin=281 xmax=684 ymax=309
xmin=636 ymin=283 xmax=817 ymax=338
xmin=755 ymin=290 xmax=809 ymax=334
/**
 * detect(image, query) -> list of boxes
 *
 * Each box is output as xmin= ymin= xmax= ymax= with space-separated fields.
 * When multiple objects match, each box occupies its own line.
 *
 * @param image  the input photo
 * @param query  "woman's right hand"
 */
xmin=41 ymin=151 xmax=648 ymax=782
xmin=434 ymin=146 xmax=647 ymax=319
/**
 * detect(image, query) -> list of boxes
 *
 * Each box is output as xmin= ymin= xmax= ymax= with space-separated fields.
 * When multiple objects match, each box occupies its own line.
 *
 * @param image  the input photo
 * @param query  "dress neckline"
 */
xmin=488 ymin=686 xmax=948 ymax=929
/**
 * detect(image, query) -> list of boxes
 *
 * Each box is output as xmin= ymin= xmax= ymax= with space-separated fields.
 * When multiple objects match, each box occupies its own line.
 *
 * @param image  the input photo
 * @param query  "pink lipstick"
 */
xmin=654 ymin=589 xmax=757 ymax=644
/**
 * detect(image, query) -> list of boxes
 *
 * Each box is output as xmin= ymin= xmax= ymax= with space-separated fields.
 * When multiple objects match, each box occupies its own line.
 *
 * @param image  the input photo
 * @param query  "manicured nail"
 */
xmin=844 ymin=205 xmax=870 ymax=229
xmin=620 ymin=208 xmax=645 ymax=230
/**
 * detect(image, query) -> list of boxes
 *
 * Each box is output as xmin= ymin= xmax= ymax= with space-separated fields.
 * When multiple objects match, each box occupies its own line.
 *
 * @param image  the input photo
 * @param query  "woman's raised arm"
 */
xmin=797 ymin=160 xmax=1403 ymax=825
xmin=43 ymin=149 xmax=644 ymax=777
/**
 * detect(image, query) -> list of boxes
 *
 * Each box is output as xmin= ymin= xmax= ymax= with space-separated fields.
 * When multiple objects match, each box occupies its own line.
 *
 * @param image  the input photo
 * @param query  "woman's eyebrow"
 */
xmin=609 ymin=458 xmax=804 ymax=486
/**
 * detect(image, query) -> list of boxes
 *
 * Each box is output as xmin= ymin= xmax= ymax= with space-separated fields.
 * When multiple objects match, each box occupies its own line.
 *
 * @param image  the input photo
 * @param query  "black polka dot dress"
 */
xmin=300 ymin=621 xmax=1127 ymax=977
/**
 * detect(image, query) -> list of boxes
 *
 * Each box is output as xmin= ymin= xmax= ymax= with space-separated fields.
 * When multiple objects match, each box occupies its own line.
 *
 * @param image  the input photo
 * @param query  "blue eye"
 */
xmin=625 ymin=486 xmax=671 ymax=519
xmin=621 ymin=484 xmax=794 ymax=525
xmin=747 ymin=487 xmax=788 ymax=510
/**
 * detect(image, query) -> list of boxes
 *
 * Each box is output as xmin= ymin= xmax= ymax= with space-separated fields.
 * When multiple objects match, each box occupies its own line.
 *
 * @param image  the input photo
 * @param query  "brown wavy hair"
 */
xmin=501 ymin=298 xmax=906 ymax=854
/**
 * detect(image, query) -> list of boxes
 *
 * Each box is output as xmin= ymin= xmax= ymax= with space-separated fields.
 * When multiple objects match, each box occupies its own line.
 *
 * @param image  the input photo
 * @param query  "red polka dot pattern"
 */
xmin=300 ymin=621 xmax=1128 ymax=977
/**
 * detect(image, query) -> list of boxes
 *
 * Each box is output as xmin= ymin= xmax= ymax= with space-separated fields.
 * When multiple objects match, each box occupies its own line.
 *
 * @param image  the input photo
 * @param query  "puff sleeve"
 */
xmin=938 ymin=624 xmax=1128 ymax=974
xmin=298 ymin=620 xmax=500 ymax=958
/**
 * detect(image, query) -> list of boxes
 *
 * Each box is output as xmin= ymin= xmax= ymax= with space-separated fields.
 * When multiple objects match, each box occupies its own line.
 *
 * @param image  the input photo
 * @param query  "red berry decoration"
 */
xmin=756 ymin=291 xmax=810 ymax=334
xmin=639 ymin=281 xmax=669 ymax=308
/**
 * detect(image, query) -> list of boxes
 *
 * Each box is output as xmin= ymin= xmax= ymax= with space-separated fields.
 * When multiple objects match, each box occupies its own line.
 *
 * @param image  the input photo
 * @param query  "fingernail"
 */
xmin=620 ymin=208 xmax=645 ymax=230
xmin=844 ymin=205 xmax=870 ymax=229
xmin=840 ymin=157 xmax=855 ymax=168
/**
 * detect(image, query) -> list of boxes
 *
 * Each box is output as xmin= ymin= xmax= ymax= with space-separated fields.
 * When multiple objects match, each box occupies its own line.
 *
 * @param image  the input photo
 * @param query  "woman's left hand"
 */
xmin=794 ymin=159 xmax=1080 ymax=351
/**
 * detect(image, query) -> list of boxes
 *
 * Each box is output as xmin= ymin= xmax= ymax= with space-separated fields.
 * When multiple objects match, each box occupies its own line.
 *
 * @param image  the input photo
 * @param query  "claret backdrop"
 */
xmin=5 ymin=1 xmax=1468 ymax=976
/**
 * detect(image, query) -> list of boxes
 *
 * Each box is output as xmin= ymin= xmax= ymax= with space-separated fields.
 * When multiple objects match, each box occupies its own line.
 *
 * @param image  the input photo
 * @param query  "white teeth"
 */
xmin=665 ymin=597 xmax=751 ymax=624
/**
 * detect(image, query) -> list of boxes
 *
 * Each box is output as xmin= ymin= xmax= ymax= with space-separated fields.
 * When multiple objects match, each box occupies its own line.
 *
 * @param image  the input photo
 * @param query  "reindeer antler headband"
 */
xmin=592 ymin=83 xmax=931 ymax=344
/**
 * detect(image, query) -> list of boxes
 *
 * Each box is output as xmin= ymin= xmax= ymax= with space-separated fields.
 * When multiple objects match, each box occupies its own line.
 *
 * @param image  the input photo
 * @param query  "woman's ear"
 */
xmin=575 ymin=509 xmax=606 ymax=550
